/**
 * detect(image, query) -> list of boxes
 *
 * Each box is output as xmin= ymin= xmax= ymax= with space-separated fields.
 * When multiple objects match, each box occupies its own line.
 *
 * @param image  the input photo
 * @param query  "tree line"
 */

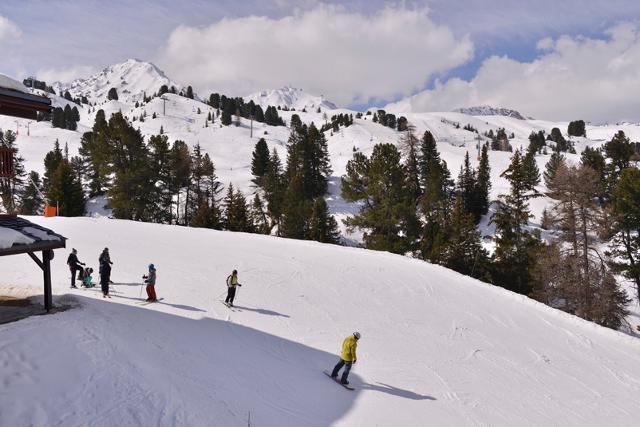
xmin=341 ymin=126 xmax=639 ymax=330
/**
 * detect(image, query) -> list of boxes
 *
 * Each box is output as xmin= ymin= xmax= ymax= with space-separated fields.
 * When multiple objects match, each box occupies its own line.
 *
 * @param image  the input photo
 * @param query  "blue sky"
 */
xmin=1 ymin=1 xmax=639 ymax=120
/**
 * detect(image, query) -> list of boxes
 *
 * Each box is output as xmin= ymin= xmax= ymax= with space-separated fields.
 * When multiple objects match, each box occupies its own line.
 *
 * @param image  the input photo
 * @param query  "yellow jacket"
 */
xmin=340 ymin=335 xmax=358 ymax=362
xmin=227 ymin=274 xmax=238 ymax=287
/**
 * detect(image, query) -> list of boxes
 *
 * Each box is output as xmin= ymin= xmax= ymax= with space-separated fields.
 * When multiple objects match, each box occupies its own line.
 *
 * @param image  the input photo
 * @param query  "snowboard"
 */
xmin=323 ymin=370 xmax=355 ymax=390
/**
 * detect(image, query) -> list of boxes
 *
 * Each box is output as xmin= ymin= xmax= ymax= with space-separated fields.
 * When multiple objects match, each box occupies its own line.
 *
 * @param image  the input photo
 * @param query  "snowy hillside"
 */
xmin=245 ymin=86 xmax=337 ymax=111
xmin=1 ymin=217 xmax=640 ymax=426
xmin=52 ymin=59 xmax=182 ymax=104
xmin=2 ymin=59 xmax=639 ymax=239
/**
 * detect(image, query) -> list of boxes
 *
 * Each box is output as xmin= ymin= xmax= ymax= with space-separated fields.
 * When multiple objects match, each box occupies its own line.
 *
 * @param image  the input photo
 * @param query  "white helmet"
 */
xmin=353 ymin=331 xmax=361 ymax=340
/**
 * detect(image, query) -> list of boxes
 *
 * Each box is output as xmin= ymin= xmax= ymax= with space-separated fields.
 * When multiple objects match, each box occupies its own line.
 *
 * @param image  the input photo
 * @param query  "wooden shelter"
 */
xmin=0 ymin=74 xmax=62 ymax=311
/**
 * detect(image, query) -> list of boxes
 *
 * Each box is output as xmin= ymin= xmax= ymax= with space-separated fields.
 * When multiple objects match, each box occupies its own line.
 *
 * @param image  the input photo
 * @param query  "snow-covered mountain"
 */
xmin=245 ymin=86 xmax=337 ymax=111
xmin=453 ymin=105 xmax=528 ymax=120
xmin=52 ymin=59 xmax=182 ymax=104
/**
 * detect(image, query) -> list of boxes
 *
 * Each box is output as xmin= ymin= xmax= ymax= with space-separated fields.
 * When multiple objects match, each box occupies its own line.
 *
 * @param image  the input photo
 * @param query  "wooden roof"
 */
xmin=0 ymin=87 xmax=52 ymax=120
xmin=0 ymin=217 xmax=66 ymax=256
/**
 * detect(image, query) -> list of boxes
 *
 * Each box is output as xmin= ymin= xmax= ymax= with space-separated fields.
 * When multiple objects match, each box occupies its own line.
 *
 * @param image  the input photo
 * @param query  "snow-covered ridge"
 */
xmin=52 ymin=59 xmax=182 ymax=104
xmin=453 ymin=105 xmax=528 ymax=120
xmin=245 ymin=86 xmax=337 ymax=111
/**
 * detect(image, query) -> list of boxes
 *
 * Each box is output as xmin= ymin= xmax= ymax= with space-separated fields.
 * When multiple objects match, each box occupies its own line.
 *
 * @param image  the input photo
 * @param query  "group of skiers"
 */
xmin=66 ymin=251 xmax=362 ymax=385
xmin=66 ymin=248 xmax=156 ymax=301
xmin=66 ymin=247 xmax=112 ymax=296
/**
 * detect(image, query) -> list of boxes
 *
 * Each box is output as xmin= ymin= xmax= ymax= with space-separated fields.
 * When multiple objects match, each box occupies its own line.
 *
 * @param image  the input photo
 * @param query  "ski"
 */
xmin=137 ymin=297 xmax=164 ymax=305
xmin=220 ymin=300 xmax=235 ymax=309
xmin=323 ymin=370 xmax=355 ymax=390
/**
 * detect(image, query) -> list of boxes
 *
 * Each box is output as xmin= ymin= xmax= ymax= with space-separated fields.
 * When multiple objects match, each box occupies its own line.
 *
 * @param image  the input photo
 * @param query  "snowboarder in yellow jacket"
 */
xmin=331 ymin=332 xmax=361 ymax=385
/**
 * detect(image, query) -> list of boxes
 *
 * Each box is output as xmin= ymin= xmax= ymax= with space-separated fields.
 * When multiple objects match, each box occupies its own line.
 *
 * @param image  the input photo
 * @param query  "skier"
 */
xmin=66 ymin=248 xmax=85 ymax=288
xmin=100 ymin=258 xmax=111 ymax=298
xmin=224 ymin=269 xmax=242 ymax=307
xmin=142 ymin=264 xmax=157 ymax=302
xmin=99 ymin=247 xmax=113 ymax=284
xmin=81 ymin=267 xmax=94 ymax=288
xmin=331 ymin=332 xmax=361 ymax=385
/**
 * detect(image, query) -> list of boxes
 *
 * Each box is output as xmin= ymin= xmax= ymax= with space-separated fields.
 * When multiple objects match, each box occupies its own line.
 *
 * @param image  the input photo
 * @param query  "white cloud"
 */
xmin=0 ymin=15 xmax=21 ymax=43
xmin=36 ymin=65 xmax=97 ymax=83
xmin=387 ymin=23 xmax=640 ymax=123
xmin=157 ymin=5 xmax=473 ymax=106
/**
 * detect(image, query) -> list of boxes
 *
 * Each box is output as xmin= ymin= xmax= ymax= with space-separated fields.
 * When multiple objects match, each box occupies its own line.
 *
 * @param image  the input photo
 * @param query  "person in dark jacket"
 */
xmin=99 ymin=247 xmax=113 ymax=297
xmin=100 ymin=261 xmax=111 ymax=298
xmin=99 ymin=247 xmax=113 ymax=282
xmin=142 ymin=263 xmax=157 ymax=302
xmin=66 ymin=248 xmax=85 ymax=288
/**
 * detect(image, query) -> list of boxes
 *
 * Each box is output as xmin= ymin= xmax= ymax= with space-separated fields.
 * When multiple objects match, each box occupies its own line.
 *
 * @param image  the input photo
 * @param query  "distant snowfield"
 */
xmin=1 ymin=217 xmax=640 ymax=426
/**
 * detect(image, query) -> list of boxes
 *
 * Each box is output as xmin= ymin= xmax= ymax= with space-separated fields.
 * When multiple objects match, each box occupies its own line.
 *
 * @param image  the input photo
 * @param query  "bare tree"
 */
xmin=535 ymin=164 xmax=629 ymax=328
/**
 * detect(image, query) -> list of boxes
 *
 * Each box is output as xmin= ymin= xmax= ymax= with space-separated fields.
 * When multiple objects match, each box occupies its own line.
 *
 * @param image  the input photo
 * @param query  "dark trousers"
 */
xmin=70 ymin=266 xmax=80 ymax=287
xmin=100 ymin=274 xmax=109 ymax=296
xmin=225 ymin=287 xmax=236 ymax=304
xmin=331 ymin=359 xmax=352 ymax=383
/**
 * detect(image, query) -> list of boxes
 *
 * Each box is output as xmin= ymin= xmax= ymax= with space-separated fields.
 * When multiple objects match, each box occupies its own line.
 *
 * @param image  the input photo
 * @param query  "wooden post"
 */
xmin=43 ymin=249 xmax=53 ymax=312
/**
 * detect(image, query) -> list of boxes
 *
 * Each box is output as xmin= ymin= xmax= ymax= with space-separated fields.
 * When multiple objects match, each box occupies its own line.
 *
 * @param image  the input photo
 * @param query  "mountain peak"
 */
xmin=245 ymin=86 xmax=337 ymax=111
xmin=52 ymin=59 xmax=181 ymax=104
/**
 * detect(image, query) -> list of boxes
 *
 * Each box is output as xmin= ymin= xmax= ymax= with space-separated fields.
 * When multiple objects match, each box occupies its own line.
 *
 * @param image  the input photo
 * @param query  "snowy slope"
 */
xmin=1 ymin=217 xmax=640 ymax=426
xmin=245 ymin=86 xmax=337 ymax=111
xmin=52 ymin=59 xmax=182 ymax=104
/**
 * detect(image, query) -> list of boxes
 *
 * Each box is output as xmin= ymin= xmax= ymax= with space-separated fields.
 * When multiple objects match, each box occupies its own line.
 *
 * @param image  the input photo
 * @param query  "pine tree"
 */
xmin=342 ymin=143 xmax=418 ymax=254
xmin=280 ymin=173 xmax=310 ymax=239
xmin=251 ymin=138 xmax=270 ymax=187
xmin=441 ymin=195 xmax=488 ymax=279
xmin=419 ymin=131 xmax=454 ymax=262
xmin=457 ymin=152 xmax=477 ymax=217
xmin=107 ymin=87 xmax=118 ymax=101
xmin=491 ymin=150 xmax=541 ymax=294
xmin=107 ymin=113 xmax=154 ymax=221
xmin=543 ymin=150 xmax=565 ymax=190
xmin=52 ymin=107 xmax=65 ymax=128
xmin=307 ymin=197 xmax=341 ymax=244
xmin=567 ymin=120 xmax=586 ymax=137
xmin=147 ymin=134 xmax=173 ymax=223
xmin=20 ymin=171 xmax=44 ymax=215
xmin=78 ymin=111 xmax=112 ymax=197
xmin=610 ymin=167 xmax=640 ymax=302
xmin=249 ymin=194 xmax=270 ymax=234
xmin=223 ymin=184 xmax=251 ymax=232
xmin=169 ymin=140 xmax=192 ymax=225
xmin=264 ymin=149 xmax=285 ymax=232
xmin=48 ymin=159 xmax=85 ymax=216
xmin=419 ymin=131 xmax=439 ymax=186
xmin=522 ymin=146 xmax=541 ymax=189
xmin=0 ymin=130 xmax=26 ymax=213
xmin=43 ymin=139 xmax=64 ymax=197
xmin=604 ymin=130 xmax=635 ymax=198
xmin=400 ymin=125 xmax=421 ymax=202
xmin=475 ymin=142 xmax=491 ymax=218
xmin=186 ymin=86 xmax=194 ymax=99
xmin=71 ymin=106 xmax=80 ymax=122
